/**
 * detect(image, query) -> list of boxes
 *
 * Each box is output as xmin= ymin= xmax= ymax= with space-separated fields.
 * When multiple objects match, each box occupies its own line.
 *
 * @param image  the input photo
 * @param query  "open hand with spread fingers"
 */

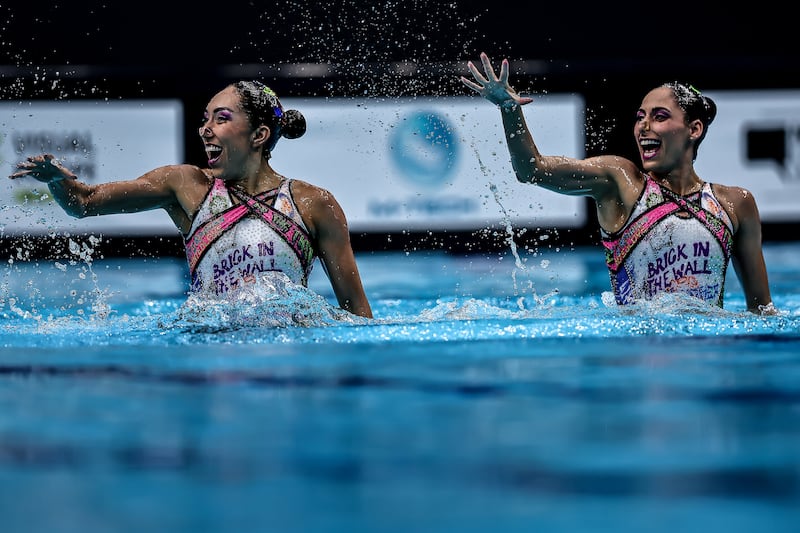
xmin=9 ymin=154 xmax=76 ymax=183
xmin=460 ymin=52 xmax=534 ymax=109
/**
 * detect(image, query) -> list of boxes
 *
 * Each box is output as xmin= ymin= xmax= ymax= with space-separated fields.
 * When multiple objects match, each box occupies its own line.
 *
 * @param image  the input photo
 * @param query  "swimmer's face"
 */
xmin=635 ymin=87 xmax=698 ymax=174
xmin=199 ymin=86 xmax=257 ymax=180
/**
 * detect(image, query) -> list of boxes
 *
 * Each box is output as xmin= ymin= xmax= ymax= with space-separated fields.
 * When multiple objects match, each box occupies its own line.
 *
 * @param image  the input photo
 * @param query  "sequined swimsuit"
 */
xmin=184 ymin=177 xmax=316 ymax=296
xmin=601 ymin=177 xmax=734 ymax=306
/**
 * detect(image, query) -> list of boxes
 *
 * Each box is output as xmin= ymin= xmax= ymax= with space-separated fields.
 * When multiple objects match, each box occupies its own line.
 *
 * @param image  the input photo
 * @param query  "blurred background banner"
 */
xmin=278 ymin=95 xmax=585 ymax=232
xmin=695 ymin=90 xmax=800 ymax=223
xmin=0 ymin=95 xmax=584 ymax=237
xmin=4 ymin=90 xmax=800 ymax=245
xmin=0 ymin=100 xmax=183 ymax=235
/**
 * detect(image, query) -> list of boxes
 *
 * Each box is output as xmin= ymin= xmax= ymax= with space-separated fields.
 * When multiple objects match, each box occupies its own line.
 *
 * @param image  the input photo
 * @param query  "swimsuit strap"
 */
xmin=602 ymin=179 xmax=734 ymax=272
xmin=185 ymin=203 xmax=248 ymax=276
xmin=228 ymin=185 xmax=316 ymax=278
xmin=657 ymin=184 xmax=734 ymax=259
xmin=184 ymin=181 xmax=281 ymax=277
xmin=602 ymin=180 xmax=678 ymax=272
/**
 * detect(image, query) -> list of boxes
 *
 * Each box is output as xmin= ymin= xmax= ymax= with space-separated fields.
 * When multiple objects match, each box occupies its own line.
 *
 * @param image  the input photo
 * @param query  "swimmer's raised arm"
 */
xmin=461 ymin=52 xmax=640 ymax=203
xmin=10 ymin=154 xmax=208 ymax=233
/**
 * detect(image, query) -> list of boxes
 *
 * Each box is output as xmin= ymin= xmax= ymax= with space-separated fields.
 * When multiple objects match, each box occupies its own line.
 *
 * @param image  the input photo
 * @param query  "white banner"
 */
xmin=0 ymin=100 xmax=183 ymax=235
xmin=0 ymin=95 xmax=585 ymax=237
xmin=3 ymin=90 xmax=799 ymax=239
xmin=276 ymin=95 xmax=586 ymax=231
xmin=695 ymin=89 xmax=800 ymax=222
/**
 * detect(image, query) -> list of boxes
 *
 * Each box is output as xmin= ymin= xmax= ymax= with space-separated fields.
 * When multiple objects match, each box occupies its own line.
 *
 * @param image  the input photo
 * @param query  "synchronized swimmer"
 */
xmin=461 ymin=52 xmax=776 ymax=315
xmin=9 ymin=81 xmax=373 ymax=319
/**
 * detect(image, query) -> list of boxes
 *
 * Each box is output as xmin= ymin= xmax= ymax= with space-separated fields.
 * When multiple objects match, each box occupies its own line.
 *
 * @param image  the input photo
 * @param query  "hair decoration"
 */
xmin=261 ymin=85 xmax=283 ymax=118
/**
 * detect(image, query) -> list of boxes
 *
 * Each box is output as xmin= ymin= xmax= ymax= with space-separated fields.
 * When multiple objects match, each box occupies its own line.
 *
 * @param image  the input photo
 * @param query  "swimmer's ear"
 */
xmin=688 ymin=118 xmax=703 ymax=142
xmin=251 ymin=125 xmax=271 ymax=150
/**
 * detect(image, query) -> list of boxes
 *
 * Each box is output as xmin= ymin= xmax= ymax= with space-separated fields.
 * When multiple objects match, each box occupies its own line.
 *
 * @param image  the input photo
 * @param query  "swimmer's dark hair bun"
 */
xmin=701 ymin=95 xmax=717 ymax=127
xmin=281 ymin=109 xmax=306 ymax=139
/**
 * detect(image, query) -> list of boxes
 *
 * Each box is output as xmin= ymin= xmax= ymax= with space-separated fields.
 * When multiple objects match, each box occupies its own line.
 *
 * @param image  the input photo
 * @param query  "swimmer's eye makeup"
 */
xmin=216 ymin=109 xmax=234 ymax=121
xmin=652 ymin=110 xmax=671 ymax=121
xmin=201 ymin=109 xmax=235 ymax=126
xmin=635 ymin=109 xmax=672 ymax=123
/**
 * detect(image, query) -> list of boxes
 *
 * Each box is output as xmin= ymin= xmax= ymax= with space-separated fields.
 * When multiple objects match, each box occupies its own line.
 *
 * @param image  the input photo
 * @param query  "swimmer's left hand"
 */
xmin=461 ymin=52 xmax=533 ymax=109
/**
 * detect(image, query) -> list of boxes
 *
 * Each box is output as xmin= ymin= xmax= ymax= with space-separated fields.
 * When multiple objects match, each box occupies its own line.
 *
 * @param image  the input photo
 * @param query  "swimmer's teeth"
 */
xmin=640 ymin=139 xmax=660 ymax=155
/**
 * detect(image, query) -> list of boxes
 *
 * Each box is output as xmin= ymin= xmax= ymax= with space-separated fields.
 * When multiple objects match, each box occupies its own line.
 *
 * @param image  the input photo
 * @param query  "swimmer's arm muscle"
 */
xmin=49 ymin=165 xmax=198 ymax=219
xmin=728 ymin=187 xmax=776 ymax=314
xmin=499 ymin=106 xmax=633 ymax=199
xmin=297 ymin=182 xmax=373 ymax=319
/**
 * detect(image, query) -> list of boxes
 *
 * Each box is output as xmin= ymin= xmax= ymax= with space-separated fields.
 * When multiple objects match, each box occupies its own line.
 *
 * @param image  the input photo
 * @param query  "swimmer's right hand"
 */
xmin=460 ymin=52 xmax=533 ymax=109
xmin=9 ymin=154 xmax=77 ymax=183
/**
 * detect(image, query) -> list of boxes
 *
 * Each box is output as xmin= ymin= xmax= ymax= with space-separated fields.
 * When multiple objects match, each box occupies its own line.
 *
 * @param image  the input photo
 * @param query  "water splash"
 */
xmin=0 ymin=234 xmax=112 ymax=322
xmin=165 ymin=271 xmax=369 ymax=331
xmin=472 ymin=146 xmax=547 ymax=306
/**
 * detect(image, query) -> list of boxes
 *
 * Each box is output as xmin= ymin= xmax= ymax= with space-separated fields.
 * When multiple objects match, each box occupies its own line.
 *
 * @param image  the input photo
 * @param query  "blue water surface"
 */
xmin=0 ymin=243 xmax=798 ymax=533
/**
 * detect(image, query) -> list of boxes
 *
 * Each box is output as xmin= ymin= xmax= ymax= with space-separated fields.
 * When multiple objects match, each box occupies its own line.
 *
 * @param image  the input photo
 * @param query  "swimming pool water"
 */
xmin=1 ymin=243 xmax=798 ymax=532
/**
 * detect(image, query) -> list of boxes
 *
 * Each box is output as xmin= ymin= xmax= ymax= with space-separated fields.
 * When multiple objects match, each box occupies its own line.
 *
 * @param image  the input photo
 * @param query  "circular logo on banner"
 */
xmin=389 ymin=111 xmax=458 ymax=188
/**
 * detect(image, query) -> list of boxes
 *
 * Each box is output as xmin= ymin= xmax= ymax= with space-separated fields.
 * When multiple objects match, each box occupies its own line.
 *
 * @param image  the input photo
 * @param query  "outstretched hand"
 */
xmin=9 ymin=154 xmax=76 ymax=183
xmin=461 ymin=52 xmax=533 ymax=109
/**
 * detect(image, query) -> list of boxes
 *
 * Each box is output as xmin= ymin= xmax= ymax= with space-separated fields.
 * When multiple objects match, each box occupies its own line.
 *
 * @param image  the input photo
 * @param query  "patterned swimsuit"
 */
xmin=184 ymin=177 xmax=316 ymax=296
xmin=601 ymin=177 xmax=734 ymax=306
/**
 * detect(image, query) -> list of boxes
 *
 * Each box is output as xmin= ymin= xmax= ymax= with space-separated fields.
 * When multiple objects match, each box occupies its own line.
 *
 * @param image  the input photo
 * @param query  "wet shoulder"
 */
xmin=146 ymin=164 xmax=210 ymax=185
xmin=286 ymin=178 xmax=337 ymax=205
xmin=179 ymin=164 xmax=213 ymax=183
xmin=592 ymin=155 xmax=645 ymax=200
xmin=709 ymin=182 xmax=758 ymax=230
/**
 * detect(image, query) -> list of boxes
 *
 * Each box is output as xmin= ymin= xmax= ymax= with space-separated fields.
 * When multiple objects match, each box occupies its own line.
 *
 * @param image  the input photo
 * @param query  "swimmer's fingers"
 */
xmin=466 ymin=60 xmax=489 ymax=86
xmin=8 ymin=168 xmax=33 ymax=179
xmin=495 ymin=60 xmax=535 ymax=107
xmin=463 ymin=53 xmax=534 ymax=108
xmin=498 ymin=58 xmax=510 ymax=85
xmin=460 ymin=75 xmax=484 ymax=94
xmin=8 ymin=157 xmax=39 ymax=179
xmin=479 ymin=52 xmax=500 ymax=82
xmin=8 ymin=161 xmax=30 ymax=179
xmin=9 ymin=154 xmax=69 ymax=182
xmin=463 ymin=54 xmax=504 ymax=96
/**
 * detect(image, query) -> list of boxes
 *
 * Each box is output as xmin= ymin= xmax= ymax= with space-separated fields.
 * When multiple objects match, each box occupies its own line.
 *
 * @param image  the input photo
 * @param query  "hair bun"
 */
xmin=281 ymin=109 xmax=307 ymax=139
xmin=701 ymin=95 xmax=717 ymax=127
